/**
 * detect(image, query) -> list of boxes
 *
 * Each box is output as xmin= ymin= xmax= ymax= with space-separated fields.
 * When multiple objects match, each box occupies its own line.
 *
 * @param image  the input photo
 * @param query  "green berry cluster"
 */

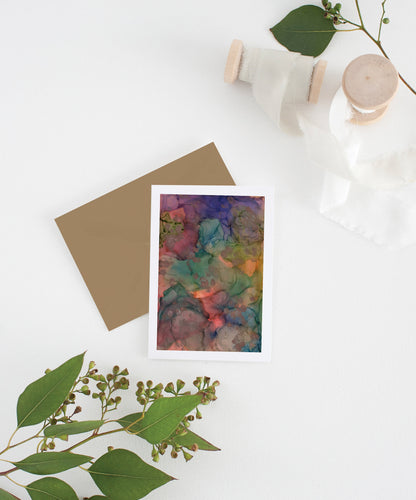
xmin=193 ymin=376 xmax=220 ymax=404
xmin=135 ymin=377 xmax=199 ymax=409
xmin=322 ymin=1 xmax=344 ymax=25
xmin=135 ymin=380 xmax=166 ymax=407
xmin=149 ymin=377 xmax=220 ymax=464
xmin=89 ymin=364 xmax=129 ymax=417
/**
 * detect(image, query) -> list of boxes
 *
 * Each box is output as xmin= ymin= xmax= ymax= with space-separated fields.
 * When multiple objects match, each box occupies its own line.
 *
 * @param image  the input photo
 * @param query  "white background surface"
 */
xmin=1 ymin=1 xmax=416 ymax=499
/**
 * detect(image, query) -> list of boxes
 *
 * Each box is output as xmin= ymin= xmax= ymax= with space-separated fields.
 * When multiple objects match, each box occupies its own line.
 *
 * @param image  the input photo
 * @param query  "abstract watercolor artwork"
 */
xmin=149 ymin=186 xmax=273 ymax=361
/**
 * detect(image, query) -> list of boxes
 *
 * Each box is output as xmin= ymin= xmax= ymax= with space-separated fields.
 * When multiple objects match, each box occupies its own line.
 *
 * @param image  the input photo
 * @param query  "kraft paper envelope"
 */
xmin=55 ymin=143 xmax=235 ymax=331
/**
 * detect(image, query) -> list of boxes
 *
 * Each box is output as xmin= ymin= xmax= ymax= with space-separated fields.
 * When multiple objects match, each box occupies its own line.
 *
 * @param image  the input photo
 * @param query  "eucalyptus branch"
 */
xmin=0 ymin=353 xmax=220 ymax=498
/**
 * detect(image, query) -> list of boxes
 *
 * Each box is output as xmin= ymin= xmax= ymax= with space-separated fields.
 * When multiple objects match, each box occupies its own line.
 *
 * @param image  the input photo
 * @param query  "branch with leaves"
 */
xmin=0 ymin=353 xmax=220 ymax=499
xmin=270 ymin=1 xmax=416 ymax=96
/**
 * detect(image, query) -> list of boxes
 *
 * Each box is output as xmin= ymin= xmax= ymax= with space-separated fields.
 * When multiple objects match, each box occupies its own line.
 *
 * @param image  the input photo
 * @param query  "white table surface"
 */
xmin=1 ymin=1 xmax=416 ymax=499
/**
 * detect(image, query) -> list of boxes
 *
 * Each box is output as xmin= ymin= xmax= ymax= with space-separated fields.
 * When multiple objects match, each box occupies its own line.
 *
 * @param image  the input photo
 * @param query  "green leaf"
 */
xmin=88 ymin=449 xmax=173 ymax=500
xmin=13 ymin=451 xmax=91 ymax=475
xmin=88 ymin=497 xmax=109 ymax=500
xmin=44 ymin=420 xmax=104 ymax=438
xmin=26 ymin=477 xmax=78 ymax=500
xmin=270 ymin=5 xmax=336 ymax=57
xmin=171 ymin=429 xmax=220 ymax=451
xmin=17 ymin=353 xmax=85 ymax=428
xmin=117 ymin=394 xmax=202 ymax=444
xmin=0 ymin=489 xmax=17 ymax=500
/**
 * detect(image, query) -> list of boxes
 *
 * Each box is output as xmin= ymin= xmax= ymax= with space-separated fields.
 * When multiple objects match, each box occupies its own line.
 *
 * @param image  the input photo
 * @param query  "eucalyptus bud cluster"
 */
xmin=194 ymin=377 xmax=220 ymax=405
xmin=164 ymin=379 xmax=190 ymax=396
xmin=136 ymin=380 xmax=164 ymax=407
xmin=86 ymin=364 xmax=129 ymax=415
xmin=48 ymin=388 xmax=81 ymax=428
xmin=154 ymin=432 xmax=197 ymax=463
xmin=321 ymin=0 xmax=345 ymax=25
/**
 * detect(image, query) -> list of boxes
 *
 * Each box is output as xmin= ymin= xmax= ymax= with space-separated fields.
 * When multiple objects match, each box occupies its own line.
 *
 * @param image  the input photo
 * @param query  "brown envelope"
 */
xmin=55 ymin=143 xmax=235 ymax=331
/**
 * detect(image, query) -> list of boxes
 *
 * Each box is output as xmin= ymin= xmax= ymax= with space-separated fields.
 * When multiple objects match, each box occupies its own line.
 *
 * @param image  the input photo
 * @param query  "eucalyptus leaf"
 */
xmin=13 ymin=451 xmax=92 ymax=475
xmin=270 ymin=5 xmax=336 ymax=57
xmin=88 ymin=449 xmax=173 ymax=500
xmin=17 ymin=353 xmax=85 ymax=428
xmin=0 ymin=489 xmax=17 ymax=500
xmin=44 ymin=420 xmax=104 ymax=438
xmin=26 ymin=477 xmax=78 ymax=500
xmin=117 ymin=394 xmax=202 ymax=444
xmin=171 ymin=429 xmax=220 ymax=451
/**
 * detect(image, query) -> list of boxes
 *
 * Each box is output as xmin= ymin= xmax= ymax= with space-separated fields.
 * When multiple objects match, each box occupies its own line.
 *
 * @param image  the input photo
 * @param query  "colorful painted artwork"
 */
xmin=148 ymin=186 xmax=273 ymax=361
xmin=149 ymin=186 xmax=273 ymax=361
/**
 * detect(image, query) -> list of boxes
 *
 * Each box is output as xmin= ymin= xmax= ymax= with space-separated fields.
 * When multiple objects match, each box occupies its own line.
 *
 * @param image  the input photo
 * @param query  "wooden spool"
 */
xmin=224 ymin=39 xmax=244 ymax=84
xmin=224 ymin=39 xmax=327 ymax=104
xmin=342 ymin=54 xmax=399 ymax=125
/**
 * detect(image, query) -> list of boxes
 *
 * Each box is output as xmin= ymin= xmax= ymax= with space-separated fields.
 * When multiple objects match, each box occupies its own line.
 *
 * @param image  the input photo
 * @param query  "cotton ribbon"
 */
xmin=238 ymin=48 xmax=314 ymax=134
xmin=300 ymin=89 xmax=416 ymax=248
xmin=239 ymin=47 xmax=416 ymax=248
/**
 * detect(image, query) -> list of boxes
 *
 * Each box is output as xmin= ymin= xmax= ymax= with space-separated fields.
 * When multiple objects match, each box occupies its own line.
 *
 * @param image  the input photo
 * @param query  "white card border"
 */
xmin=148 ymin=185 xmax=274 ymax=362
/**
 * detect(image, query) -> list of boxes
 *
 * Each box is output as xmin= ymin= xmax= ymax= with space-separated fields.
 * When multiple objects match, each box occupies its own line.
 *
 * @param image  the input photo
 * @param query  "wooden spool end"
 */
xmin=309 ymin=59 xmax=327 ymax=104
xmin=342 ymin=53 xmax=399 ymax=125
xmin=224 ymin=39 xmax=244 ymax=83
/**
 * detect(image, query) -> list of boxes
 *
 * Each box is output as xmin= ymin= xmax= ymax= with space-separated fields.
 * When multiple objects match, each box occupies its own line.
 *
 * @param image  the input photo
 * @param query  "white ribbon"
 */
xmin=239 ymin=48 xmax=314 ymax=134
xmin=301 ymin=88 xmax=416 ymax=248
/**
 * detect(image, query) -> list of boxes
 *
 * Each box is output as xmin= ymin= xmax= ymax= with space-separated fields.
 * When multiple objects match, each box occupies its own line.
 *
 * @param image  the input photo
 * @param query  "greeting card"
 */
xmin=149 ymin=186 xmax=274 ymax=361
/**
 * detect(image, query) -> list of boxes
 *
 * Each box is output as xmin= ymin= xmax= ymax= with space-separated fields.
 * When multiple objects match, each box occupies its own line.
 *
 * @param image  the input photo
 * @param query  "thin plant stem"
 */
xmin=4 ymin=473 xmax=25 ymax=489
xmin=339 ymin=17 xmax=362 ymax=28
xmin=0 ymin=467 xmax=18 ymax=476
xmin=64 ymin=427 xmax=124 ymax=452
xmin=4 ymin=434 xmax=43 ymax=453
xmin=359 ymin=29 xmax=416 ymax=95
xmin=377 ymin=0 xmax=387 ymax=41
xmin=337 ymin=2 xmax=416 ymax=96
xmin=354 ymin=0 xmax=364 ymax=26
xmin=1 ymin=419 xmax=48 ymax=455
xmin=62 ymin=413 xmax=145 ymax=453
xmin=0 ymin=423 xmax=48 ymax=458
xmin=36 ymin=439 xmax=42 ymax=454
xmin=2 ymin=428 xmax=19 ymax=454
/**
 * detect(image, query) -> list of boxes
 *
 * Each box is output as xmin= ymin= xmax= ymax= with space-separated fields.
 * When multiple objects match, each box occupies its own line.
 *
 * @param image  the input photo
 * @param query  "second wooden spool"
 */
xmin=342 ymin=54 xmax=399 ymax=125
